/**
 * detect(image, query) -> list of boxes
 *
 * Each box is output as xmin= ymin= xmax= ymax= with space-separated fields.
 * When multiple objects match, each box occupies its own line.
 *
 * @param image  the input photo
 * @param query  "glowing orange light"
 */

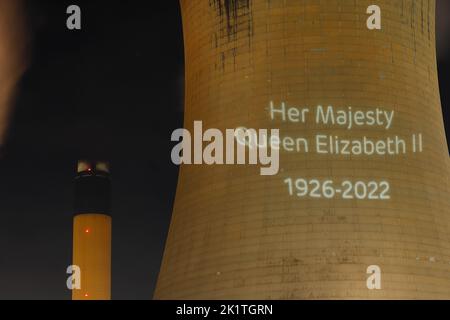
xmin=84 ymin=293 xmax=89 ymax=297
xmin=85 ymin=228 xmax=90 ymax=233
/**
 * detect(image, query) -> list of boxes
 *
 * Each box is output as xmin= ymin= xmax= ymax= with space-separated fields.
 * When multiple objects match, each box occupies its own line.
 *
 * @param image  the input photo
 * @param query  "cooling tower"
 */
xmin=72 ymin=161 xmax=112 ymax=300
xmin=0 ymin=0 xmax=28 ymax=147
xmin=155 ymin=0 xmax=450 ymax=299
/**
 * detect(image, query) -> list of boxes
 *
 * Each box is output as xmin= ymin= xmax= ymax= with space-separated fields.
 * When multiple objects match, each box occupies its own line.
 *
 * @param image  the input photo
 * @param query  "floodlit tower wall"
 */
xmin=155 ymin=0 xmax=450 ymax=299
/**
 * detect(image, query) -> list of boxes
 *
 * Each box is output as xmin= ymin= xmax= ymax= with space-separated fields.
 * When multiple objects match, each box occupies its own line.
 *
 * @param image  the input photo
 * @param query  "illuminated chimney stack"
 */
xmin=155 ymin=0 xmax=450 ymax=299
xmin=72 ymin=160 xmax=111 ymax=300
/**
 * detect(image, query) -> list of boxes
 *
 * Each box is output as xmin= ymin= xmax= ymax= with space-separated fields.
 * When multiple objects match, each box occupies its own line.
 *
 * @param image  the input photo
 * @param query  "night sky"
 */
xmin=0 ymin=1 xmax=449 ymax=300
